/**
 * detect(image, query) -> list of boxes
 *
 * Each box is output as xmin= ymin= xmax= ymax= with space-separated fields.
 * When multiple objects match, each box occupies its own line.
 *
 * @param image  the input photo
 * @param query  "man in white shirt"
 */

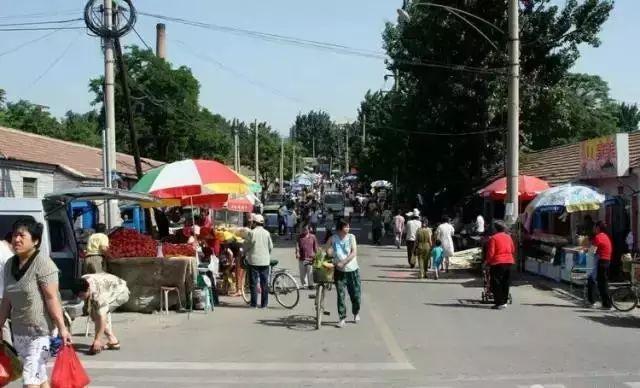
xmin=435 ymin=216 xmax=456 ymax=273
xmin=0 ymin=233 xmax=14 ymax=344
xmin=476 ymin=214 xmax=485 ymax=235
xmin=286 ymin=210 xmax=298 ymax=240
xmin=405 ymin=214 xmax=422 ymax=268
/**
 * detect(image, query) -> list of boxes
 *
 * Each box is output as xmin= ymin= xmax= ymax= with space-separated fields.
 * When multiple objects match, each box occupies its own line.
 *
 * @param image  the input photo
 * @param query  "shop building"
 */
xmin=0 ymin=126 xmax=163 ymax=199
xmin=513 ymin=132 xmax=639 ymax=282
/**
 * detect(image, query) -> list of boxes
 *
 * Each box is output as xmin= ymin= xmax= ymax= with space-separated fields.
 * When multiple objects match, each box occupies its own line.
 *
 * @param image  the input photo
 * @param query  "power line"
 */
xmin=132 ymin=26 xmax=152 ymax=51
xmin=373 ymin=124 xmax=505 ymax=136
xmin=23 ymin=31 xmax=83 ymax=92
xmin=0 ymin=29 xmax=62 ymax=58
xmin=138 ymin=11 xmax=386 ymax=60
xmin=0 ymin=18 xmax=83 ymax=27
xmin=0 ymin=9 xmax=80 ymax=20
xmin=174 ymin=39 xmax=305 ymax=104
xmin=0 ymin=26 xmax=85 ymax=32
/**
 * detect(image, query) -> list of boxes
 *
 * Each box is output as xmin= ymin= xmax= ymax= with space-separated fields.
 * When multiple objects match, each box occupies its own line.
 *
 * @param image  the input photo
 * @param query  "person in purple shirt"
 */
xmin=296 ymin=225 xmax=318 ymax=290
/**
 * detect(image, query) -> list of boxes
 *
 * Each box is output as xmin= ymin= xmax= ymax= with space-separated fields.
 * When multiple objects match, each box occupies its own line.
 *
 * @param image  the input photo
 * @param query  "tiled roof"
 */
xmin=519 ymin=132 xmax=640 ymax=186
xmin=0 ymin=126 xmax=164 ymax=180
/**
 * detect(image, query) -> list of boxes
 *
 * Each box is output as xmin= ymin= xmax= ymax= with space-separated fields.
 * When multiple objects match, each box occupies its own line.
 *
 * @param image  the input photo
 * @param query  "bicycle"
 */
xmin=610 ymin=260 xmax=640 ymax=312
xmin=312 ymin=263 xmax=335 ymax=330
xmin=241 ymin=259 xmax=300 ymax=309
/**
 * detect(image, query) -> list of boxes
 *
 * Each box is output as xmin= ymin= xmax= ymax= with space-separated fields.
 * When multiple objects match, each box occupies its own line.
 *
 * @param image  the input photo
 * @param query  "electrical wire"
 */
xmin=0 ymin=9 xmax=80 ymax=20
xmin=371 ymin=124 xmax=505 ymax=136
xmin=0 ymin=29 xmax=62 ymax=58
xmin=174 ymin=39 xmax=305 ymax=104
xmin=23 ymin=31 xmax=83 ymax=92
xmin=132 ymin=26 xmax=152 ymax=51
xmin=0 ymin=26 xmax=85 ymax=32
xmin=138 ymin=11 xmax=506 ymax=76
xmin=0 ymin=18 xmax=83 ymax=27
xmin=138 ymin=11 xmax=386 ymax=60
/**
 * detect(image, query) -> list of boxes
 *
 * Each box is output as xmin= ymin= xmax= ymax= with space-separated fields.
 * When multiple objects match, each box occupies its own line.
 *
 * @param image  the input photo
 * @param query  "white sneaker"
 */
xmin=354 ymin=314 xmax=360 ymax=323
xmin=336 ymin=319 xmax=346 ymax=328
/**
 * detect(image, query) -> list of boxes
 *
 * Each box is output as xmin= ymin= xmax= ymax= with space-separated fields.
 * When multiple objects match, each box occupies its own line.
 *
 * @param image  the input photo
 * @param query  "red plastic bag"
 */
xmin=0 ymin=342 xmax=22 ymax=386
xmin=0 ymin=351 xmax=10 ymax=386
xmin=51 ymin=346 xmax=90 ymax=388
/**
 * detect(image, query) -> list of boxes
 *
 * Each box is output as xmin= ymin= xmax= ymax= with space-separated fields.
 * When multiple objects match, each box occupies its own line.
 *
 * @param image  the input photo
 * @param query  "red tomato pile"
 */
xmin=162 ymin=242 xmax=196 ymax=257
xmin=108 ymin=228 xmax=157 ymax=258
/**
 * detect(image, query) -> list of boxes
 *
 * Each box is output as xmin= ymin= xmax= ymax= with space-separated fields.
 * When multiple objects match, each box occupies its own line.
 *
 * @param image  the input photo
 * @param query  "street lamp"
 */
xmin=396 ymin=0 xmax=520 ymax=224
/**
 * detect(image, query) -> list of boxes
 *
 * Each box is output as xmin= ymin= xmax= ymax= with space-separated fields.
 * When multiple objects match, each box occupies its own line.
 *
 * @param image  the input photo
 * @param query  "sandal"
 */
xmin=106 ymin=341 xmax=121 ymax=350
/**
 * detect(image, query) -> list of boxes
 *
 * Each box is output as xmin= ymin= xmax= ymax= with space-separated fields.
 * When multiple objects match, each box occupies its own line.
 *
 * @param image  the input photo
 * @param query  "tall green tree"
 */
xmin=615 ymin=102 xmax=640 ymax=132
xmin=359 ymin=0 xmax=613 ymax=213
xmin=90 ymin=46 xmax=232 ymax=162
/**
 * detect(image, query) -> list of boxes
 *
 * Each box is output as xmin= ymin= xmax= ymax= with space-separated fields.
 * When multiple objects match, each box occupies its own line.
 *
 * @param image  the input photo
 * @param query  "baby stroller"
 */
xmin=480 ymin=266 xmax=513 ymax=304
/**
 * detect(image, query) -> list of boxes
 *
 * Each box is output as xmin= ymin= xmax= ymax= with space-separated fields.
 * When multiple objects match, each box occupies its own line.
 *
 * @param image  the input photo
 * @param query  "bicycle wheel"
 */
xmin=241 ymin=271 xmax=251 ymax=304
xmin=273 ymin=272 xmax=300 ymax=309
xmin=315 ymin=284 xmax=324 ymax=330
xmin=611 ymin=286 xmax=638 ymax=312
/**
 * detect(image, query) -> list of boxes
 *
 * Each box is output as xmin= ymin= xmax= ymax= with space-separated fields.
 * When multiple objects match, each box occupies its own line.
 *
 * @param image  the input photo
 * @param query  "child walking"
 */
xmin=431 ymin=240 xmax=444 ymax=280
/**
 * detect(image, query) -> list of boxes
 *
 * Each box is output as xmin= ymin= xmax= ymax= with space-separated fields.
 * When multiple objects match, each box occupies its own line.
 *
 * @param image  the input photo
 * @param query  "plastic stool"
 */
xmin=160 ymin=286 xmax=182 ymax=314
xmin=84 ymin=311 xmax=112 ymax=337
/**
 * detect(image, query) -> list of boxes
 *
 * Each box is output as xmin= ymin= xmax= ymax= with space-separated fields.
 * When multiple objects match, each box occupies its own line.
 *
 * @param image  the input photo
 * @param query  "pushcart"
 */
xmin=480 ymin=266 xmax=513 ymax=304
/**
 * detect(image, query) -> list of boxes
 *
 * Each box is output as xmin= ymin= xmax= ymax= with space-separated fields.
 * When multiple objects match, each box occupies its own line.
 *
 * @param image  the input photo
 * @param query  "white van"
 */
xmin=0 ymin=188 xmax=154 ymax=289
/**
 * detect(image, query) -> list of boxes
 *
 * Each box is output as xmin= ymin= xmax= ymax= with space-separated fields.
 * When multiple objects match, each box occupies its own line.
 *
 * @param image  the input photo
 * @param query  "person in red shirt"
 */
xmin=587 ymin=221 xmax=613 ymax=309
xmin=486 ymin=220 xmax=515 ymax=309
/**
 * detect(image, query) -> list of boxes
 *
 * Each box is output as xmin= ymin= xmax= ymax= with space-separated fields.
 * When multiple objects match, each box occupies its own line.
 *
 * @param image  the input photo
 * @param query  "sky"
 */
xmin=0 ymin=0 xmax=638 ymax=135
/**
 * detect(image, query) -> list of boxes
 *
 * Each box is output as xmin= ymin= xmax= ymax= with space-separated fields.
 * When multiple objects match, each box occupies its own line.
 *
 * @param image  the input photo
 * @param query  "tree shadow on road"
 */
xmin=581 ymin=314 xmax=640 ymax=328
xmin=255 ymin=314 xmax=336 ymax=331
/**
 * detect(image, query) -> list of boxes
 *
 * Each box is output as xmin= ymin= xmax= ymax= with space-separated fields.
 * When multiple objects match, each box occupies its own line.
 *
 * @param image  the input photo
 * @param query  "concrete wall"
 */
xmin=0 ymin=160 xmax=82 ymax=198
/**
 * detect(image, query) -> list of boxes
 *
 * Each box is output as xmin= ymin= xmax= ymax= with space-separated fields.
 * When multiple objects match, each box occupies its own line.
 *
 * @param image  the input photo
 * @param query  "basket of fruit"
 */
xmin=312 ymin=250 xmax=335 ymax=283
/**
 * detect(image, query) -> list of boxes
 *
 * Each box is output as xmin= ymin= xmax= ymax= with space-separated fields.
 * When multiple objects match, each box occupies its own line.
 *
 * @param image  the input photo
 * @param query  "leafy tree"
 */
xmin=528 ymin=73 xmax=618 ymax=149
xmin=0 ymin=100 xmax=63 ymax=138
xmin=358 ymin=0 xmax=614 ymax=214
xmin=60 ymin=110 xmax=102 ymax=147
xmin=90 ymin=46 xmax=229 ymax=162
xmin=615 ymin=102 xmax=640 ymax=132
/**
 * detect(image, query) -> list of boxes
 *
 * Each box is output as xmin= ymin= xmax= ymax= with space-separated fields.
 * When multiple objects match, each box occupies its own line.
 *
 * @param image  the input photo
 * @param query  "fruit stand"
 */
xmin=105 ymin=228 xmax=198 ymax=313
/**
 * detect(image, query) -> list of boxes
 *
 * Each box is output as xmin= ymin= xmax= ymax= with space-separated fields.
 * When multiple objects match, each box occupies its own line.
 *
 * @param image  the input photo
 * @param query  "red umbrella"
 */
xmin=479 ymin=175 xmax=550 ymax=201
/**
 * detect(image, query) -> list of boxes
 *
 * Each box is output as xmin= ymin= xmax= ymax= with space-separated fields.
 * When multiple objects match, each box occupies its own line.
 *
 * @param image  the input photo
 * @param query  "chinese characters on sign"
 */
xmin=579 ymin=133 xmax=629 ymax=178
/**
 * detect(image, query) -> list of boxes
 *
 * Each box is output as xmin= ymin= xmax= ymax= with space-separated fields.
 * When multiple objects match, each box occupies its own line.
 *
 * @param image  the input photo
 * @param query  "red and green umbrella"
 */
xmin=132 ymin=159 xmax=250 ymax=199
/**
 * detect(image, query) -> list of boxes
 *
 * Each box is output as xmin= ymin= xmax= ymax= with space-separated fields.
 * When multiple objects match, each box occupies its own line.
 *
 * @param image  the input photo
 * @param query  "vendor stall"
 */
xmin=522 ymin=184 xmax=606 ymax=283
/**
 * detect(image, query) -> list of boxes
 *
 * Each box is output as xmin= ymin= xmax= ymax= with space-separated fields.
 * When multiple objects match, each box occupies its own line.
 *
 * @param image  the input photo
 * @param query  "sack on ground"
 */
xmin=51 ymin=345 xmax=90 ymax=388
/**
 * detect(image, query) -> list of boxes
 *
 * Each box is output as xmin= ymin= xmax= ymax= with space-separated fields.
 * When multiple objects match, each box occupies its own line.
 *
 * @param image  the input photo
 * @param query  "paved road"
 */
xmin=31 ymin=223 xmax=640 ymax=387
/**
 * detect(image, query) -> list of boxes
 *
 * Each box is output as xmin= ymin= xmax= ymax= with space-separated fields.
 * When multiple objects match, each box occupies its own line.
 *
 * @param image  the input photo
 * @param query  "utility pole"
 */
xmin=345 ymin=124 xmax=350 ymax=174
xmin=233 ymin=121 xmax=240 ymax=171
xmin=312 ymin=137 xmax=316 ymax=159
xmin=291 ymin=130 xmax=296 ymax=183
xmin=505 ymin=0 xmax=520 ymax=225
xmin=362 ymin=112 xmax=366 ymax=147
xmin=254 ymin=119 xmax=259 ymax=183
xmin=114 ymin=38 xmax=143 ymax=179
xmin=279 ymin=137 xmax=284 ymax=194
xmin=104 ymin=0 xmax=117 ymax=229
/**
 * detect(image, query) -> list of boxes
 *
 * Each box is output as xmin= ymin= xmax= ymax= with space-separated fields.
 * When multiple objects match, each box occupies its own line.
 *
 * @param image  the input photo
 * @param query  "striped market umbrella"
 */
xmin=131 ymin=159 xmax=250 ymax=198
xmin=232 ymin=171 xmax=262 ymax=193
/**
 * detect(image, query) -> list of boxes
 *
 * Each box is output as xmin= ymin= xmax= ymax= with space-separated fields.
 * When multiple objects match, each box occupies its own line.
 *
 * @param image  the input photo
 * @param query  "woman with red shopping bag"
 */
xmin=0 ymin=219 xmax=73 ymax=387
xmin=51 ymin=345 xmax=90 ymax=388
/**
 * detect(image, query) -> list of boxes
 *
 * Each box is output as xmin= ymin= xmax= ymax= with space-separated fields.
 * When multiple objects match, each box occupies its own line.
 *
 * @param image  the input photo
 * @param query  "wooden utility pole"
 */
xmin=114 ymin=38 xmax=143 ymax=179
xmin=254 ymin=119 xmax=259 ymax=183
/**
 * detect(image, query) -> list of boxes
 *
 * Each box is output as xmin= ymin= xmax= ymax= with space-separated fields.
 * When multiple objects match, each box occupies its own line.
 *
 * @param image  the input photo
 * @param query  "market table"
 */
xmin=107 ymin=256 xmax=197 ymax=313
